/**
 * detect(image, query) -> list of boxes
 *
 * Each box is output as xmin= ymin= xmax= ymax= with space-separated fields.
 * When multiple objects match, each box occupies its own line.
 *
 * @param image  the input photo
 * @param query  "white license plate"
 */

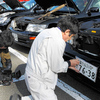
xmin=12 ymin=33 xmax=18 ymax=41
xmin=75 ymin=57 xmax=98 ymax=82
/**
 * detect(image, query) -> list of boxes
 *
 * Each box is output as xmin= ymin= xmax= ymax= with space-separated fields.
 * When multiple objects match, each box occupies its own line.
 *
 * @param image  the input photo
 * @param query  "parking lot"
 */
xmin=0 ymin=0 xmax=100 ymax=100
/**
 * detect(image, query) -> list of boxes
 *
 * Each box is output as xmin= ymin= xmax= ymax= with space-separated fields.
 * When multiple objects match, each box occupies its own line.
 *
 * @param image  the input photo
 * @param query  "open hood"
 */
xmin=3 ymin=0 xmax=25 ymax=9
xmin=35 ymin=0 xmax=80 ymax=13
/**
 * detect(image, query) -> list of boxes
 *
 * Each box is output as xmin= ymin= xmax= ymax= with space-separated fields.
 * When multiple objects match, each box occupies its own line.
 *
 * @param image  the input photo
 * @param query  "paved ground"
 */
xmin=0 ymin=43 xmax=100 ymax=100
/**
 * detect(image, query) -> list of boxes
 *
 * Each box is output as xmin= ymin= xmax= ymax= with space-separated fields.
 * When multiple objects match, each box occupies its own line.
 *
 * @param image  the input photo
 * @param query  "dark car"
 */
xmin=0 ymin=0 xmax=43 ymax=31
xmin=9 ymin=0 xmax=81 ymax=47
xmin=9 ymin=0 xmax=100 ymax=92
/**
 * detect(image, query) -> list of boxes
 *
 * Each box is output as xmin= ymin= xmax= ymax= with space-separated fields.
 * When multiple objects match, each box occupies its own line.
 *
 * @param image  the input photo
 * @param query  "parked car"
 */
xmin=63 ymin=1 xmax=100 ymax=92
xmin=9 ymin=0 xmax=80 ymax=47
xmin=9 ymin=0 xmax=100 ymax=92
xmin=0 ymin=0 xmax=42 ymax=31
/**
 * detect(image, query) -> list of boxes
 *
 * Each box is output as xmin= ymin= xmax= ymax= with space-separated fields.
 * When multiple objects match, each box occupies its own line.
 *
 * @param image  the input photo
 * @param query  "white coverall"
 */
xmin=25 ymin=27 xmax=69 ymax=100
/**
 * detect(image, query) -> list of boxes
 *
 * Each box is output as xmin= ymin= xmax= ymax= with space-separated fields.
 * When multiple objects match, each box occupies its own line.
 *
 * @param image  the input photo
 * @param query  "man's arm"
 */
xmin=47 ymin=38 xmax=69 ymax=73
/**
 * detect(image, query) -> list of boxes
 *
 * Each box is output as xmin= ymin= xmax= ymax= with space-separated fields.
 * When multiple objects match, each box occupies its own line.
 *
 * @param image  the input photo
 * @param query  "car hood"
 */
xmin=3 ymin=0 xmax=80 ymax=13
xmin=35 ymin=0 xmax=80 ymax=13
xmin=3 ymin=0 xmax=25 ymax=9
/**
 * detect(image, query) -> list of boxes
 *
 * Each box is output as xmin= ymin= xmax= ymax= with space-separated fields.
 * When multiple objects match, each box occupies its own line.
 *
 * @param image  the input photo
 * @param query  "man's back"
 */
xmin=25 ymin=27 xmax=67 ymax=89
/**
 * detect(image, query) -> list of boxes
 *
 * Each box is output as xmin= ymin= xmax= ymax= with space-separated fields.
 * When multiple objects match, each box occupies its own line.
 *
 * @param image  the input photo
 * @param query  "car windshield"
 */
xmin=73 ymin=0 xmax=89 ymax=11
xmin=49 ymin=0 xmax=89 ymax=12
xmin=49 ymin=6 xmax=76 ymax=12
xmin=15 ymin=0 xmax=36 ymax=10
xmin=1 ymin=3 xmax=12 ymax=10
xmin=23 ymin=0 xmax=36 ymax=9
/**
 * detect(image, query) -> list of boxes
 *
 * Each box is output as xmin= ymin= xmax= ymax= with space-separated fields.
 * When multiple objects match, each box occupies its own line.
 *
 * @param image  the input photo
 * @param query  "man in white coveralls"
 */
xmin=25 ymin=16 xmax=80 ymax=100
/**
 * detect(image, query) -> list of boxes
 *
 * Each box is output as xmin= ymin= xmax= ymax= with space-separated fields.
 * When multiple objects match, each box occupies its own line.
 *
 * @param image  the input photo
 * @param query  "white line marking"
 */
xmin=9 ymin=47 xmax=27 ymax=63
xmin=57 ymin=79 xmax=91 ymax=100
xmin=9 ymin=47 xmax=91 ymax=100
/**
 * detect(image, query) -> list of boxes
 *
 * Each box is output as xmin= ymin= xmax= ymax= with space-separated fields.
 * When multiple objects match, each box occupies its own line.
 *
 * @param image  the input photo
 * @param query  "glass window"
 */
xmin=15 ymin=0 xmax=36 ymax=10
xmin=1 ymin=3 xmax=12 ymax=10
xmin=73 ymin=0 xmax=89 ymax=11
xmin=23 ymin=0 xmax=36 ymax=9
xmin=49 ymin=6 xmax=76 ymax=12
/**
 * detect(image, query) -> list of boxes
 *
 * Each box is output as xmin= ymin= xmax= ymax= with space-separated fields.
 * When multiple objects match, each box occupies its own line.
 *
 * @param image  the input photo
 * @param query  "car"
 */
xmin=9 ymin=0 xmax=100 ymax=92
xmin=0 ymin=0 xmax=42 ymax=31
xmin=9 ymin=0 xmax=80 ymax=47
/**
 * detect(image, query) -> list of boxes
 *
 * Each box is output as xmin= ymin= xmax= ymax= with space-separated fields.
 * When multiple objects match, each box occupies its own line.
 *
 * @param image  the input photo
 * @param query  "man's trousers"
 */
xmin=25 ymin=72 xmax=58 ymax=100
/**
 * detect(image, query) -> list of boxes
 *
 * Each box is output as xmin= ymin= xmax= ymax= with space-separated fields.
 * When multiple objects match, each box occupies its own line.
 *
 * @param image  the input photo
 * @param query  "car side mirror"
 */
xmin=87 ymin=7 xmax=99 ymax=16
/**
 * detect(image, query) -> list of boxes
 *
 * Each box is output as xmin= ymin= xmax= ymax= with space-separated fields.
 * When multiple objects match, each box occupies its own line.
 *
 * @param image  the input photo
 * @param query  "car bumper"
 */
xmin=9 ymin=27 xmax=39 ymax=48
xmin=63 ymin=43 xmax=100 ymax=92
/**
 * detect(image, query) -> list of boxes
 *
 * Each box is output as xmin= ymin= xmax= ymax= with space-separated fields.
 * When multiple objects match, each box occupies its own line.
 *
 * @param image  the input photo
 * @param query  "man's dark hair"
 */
xmin=0 ymin=30 xmax=14 ymax=47
xmin=57 ymin=16 xmax=79 ymax=35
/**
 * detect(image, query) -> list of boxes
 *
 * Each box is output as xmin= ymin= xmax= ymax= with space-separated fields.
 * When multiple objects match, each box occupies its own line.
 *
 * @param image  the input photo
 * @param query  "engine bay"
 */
xmin=70 ymin=28 xmax=100 ymax=57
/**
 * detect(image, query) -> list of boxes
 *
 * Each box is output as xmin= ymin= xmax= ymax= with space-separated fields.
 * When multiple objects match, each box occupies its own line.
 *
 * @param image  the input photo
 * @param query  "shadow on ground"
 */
xmin=14 ymin=64 xmax=30 ymax=96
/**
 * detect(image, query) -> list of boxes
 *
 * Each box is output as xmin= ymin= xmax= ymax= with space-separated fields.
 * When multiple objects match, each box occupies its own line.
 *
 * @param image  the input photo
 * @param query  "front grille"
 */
xmin=18 ymin=38 xmax=27 ymax=43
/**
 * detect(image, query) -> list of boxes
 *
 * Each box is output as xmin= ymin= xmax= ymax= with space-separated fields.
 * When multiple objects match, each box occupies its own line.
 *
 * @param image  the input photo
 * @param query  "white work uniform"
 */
xmin=25 ymin=27 xmax=69 ymax=100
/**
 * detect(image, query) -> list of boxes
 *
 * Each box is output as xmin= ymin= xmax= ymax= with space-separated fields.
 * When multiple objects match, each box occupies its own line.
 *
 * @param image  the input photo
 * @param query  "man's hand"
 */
xmin=70 ymin=59 xmax=80 ymax=67
xmin=69 ymin=66 xmax=79 ymax=73
xmin=69 ymin=59 xmax=80 ymax=73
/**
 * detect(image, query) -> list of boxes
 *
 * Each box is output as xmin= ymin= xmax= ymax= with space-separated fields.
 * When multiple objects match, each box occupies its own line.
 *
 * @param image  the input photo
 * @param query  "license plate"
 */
xmin=12 ymin=33 xmax=18 ymax=41
xmin=75 ymin=57 xmax=98 ymax=82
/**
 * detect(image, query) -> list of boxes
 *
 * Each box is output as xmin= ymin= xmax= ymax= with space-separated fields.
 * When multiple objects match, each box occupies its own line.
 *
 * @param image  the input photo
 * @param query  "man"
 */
xmin=0 ymin=30 xmax=14 ymax=85
xmin=0 ymin=30 xmax=14 ymax=70
xmin=25 ymin=16 xmax=80 ymax=100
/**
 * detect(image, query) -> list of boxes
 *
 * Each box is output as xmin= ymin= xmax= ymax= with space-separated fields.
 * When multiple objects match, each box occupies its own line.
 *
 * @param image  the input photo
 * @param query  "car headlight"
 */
xmin=26 ymin=24 xmax=47 ymax=32
xmin=0 ymin=17 xmax=10 ymax=24
xmin=11 ymin=20 xmax=16 ymax=28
